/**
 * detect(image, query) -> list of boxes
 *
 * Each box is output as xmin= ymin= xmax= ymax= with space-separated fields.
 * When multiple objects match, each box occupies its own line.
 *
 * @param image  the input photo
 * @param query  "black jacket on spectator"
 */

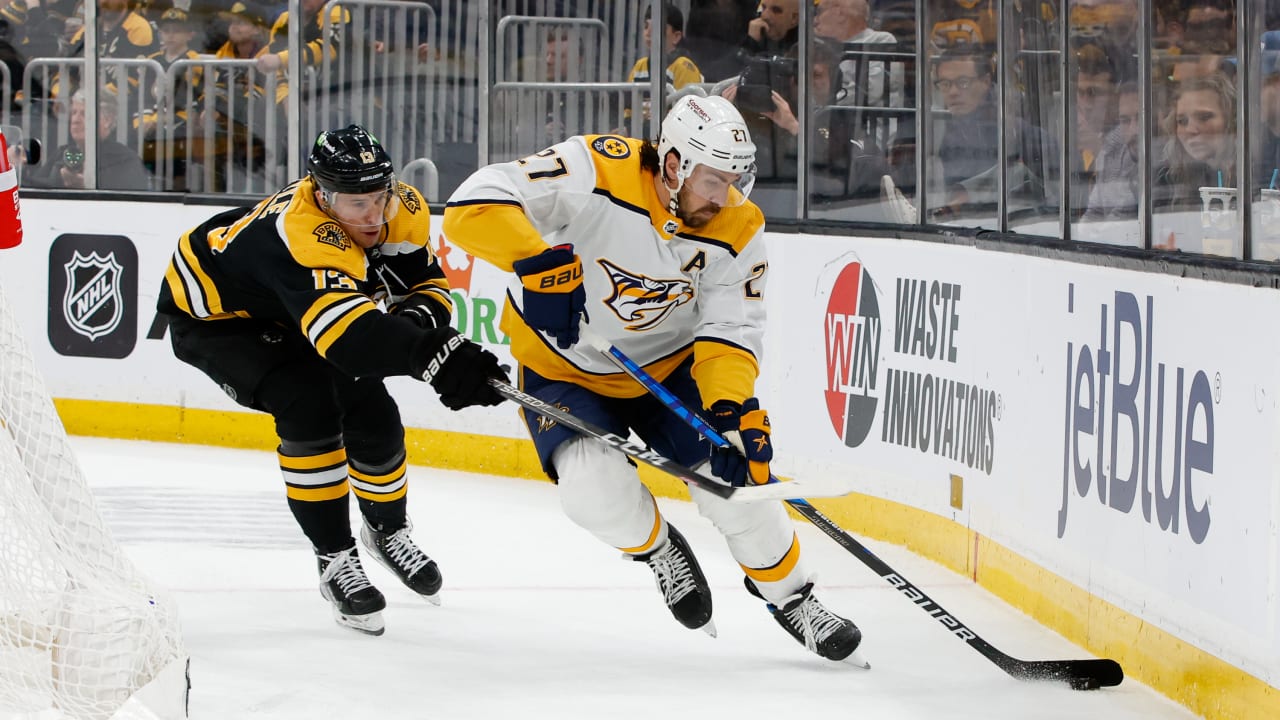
xmin=681 ymin=0 xmax=757 ymax=82
xmin=23 ymin=139 xmax=151 ymax=190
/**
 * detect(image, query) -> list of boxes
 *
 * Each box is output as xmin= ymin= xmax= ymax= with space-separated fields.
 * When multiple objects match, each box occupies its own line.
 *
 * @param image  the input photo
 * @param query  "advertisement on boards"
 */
xmin=769 ymin=232 xmax=1280 ymax=678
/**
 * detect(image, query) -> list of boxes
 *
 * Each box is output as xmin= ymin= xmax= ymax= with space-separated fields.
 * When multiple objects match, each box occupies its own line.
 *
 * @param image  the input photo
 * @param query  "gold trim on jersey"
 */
xmin=582 ymin=135 xmax=765 ymax=253
xmin=301 ymin=291 xmax=378 ymax=357
xmin=618 ymin=497 xmax=663 ymax=554
xmin=165 ymin=230 xmax=243 ymax=320
xmin=742 ymin=533 xmax=801 ymax=583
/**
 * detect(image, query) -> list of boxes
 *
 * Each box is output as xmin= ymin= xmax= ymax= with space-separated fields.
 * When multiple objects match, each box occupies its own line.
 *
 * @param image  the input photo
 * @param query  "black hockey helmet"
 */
xmin=307 ymin=124 xmax=395 ymax=194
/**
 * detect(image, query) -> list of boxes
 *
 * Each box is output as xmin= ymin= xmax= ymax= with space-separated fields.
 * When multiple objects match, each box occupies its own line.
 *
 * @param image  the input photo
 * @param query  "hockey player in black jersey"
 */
xmin=157 ymin=124 xmax=507 ymax=635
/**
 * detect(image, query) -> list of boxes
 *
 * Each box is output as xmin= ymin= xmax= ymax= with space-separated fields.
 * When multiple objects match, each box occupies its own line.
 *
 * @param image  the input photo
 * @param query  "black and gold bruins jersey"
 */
xmin=159 ymin=176 xmax=451 ymax=379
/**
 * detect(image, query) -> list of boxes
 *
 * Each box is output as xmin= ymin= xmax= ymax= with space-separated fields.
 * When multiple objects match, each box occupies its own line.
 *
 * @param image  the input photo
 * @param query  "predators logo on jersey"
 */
xmin=314 ymin=222 xmax=350 ymax=251
xmin=397 ymin=183 xmax=421 ymax=215
xmin=590 ymin=135 xmax=631 ymax=160
xmin=598 ymin=258 xmax=693 ymax=331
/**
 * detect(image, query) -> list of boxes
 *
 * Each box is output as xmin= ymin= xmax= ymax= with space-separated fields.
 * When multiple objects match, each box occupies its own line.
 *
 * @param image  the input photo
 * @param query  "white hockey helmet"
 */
xmin=656 ymin=94 xmax=757 ymax=207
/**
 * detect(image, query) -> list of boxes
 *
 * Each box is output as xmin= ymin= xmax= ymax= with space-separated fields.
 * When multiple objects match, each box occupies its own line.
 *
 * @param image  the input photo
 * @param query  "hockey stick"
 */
xmin=578 ymin=331 xmax=1124 ymax=690
xmin=486 ymin=378 xmax=849 ymax=503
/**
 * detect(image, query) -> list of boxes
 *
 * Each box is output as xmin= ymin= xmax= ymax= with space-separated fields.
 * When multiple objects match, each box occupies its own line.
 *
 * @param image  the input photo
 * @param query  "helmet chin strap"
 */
xmin=664 ymin=166 xmax=687 ymax=217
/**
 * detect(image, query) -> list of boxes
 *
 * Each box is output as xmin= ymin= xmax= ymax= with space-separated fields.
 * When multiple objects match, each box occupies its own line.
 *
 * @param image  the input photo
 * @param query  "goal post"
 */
xmin=0 ymin=280 xmax=188 ymax=720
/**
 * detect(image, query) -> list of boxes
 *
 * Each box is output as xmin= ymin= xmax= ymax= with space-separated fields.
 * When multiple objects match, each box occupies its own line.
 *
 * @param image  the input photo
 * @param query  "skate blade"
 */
xmin=422 ymin=592 xmax=442 ymax=607
xmin=333 ymin=609 xmax=385 ymax=636
xmin=700 ymin=620 xmax=717 ymax=638
xmin=841 ymin=649 xmax=870 ymax=670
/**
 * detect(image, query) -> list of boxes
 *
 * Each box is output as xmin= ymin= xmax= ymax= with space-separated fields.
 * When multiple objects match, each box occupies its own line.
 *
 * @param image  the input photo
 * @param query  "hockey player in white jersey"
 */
xmin=441 ymin=95 xmax=862 ymax=662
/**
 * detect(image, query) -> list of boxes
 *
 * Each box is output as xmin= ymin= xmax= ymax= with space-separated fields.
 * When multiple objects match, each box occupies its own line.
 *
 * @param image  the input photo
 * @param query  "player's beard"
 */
xmin=676 ymin=185 xmax=721 ymax=228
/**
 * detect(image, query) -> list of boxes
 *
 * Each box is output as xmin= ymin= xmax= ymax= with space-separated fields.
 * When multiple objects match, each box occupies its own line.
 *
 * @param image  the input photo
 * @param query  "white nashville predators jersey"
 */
xmin=442 ymin=134 xmax=768 ymax=403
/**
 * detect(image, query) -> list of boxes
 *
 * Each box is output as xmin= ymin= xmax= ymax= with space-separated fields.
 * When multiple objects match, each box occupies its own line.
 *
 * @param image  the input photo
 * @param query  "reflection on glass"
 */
xmin=1070 ymin=2 xmax=1141 ymax=247
xmin=1004 ymin=0 xmax=1060 ymax=234
xmin=1251 ymin=32 xmax=1280 ymax=261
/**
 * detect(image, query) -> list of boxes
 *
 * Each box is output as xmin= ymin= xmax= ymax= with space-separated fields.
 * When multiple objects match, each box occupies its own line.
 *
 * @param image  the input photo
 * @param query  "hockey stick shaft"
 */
xmin=486 ymin=377 xmax=733 ymax=499
xmin=581 ymin=332 xmax=1124 ymax=689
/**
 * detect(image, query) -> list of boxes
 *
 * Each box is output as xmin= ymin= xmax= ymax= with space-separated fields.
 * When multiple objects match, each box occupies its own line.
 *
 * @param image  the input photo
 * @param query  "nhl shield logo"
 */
xmin=63 ymin=251 xmax=124 ymax=341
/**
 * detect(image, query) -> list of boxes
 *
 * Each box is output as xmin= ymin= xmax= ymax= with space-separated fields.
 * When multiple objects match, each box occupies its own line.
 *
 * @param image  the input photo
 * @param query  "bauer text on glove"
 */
xmin=707 ymin=398 xmax=772 ymax=486
xmin=415 ymin=327 xmax=507 ymax=410
xmin=512 ymin=244 xmax=585 ymax=349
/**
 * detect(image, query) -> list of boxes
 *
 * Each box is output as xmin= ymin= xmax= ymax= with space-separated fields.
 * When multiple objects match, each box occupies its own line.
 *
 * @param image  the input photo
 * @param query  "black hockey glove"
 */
xmin=418 ymin=327 xmax=507 ymax=410
xmin=707 ymin=398 xmax=773 ymax=487
xmin=390 ymin=295 xmax=449 ymax=330
xmin=511 ymin=244 xmax=585 ymax=349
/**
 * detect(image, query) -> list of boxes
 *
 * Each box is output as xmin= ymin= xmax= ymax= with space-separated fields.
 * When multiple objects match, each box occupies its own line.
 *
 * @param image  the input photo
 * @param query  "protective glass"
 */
xmin=686 ymin=164 xmax=756 ymax=207
xmin=319 ymin=179 xmax=399 ymax=229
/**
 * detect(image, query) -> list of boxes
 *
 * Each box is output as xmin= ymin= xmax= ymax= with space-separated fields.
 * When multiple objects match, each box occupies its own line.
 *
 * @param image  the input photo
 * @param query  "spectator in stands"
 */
xmin=217 ymin=1 xmax=270 ymax=61
xmin=1154 ymin=73 xmax=1236 ymax=211
xmin=1259 ymin=33 xmax=1280 ymax=192
xmin=65 ymin=0 xmax=158 ymax=63
xmin=718 ymin=37 xmax=889 ymax=203
xmin=930 ymin=48 xmax=1055 ymax=216
xmin=628 ymin=4 xmax=703 ymax=91
xmin=0 ymin=19 xmax=25 ymax=114
xmin=137 ymin=9 xmax=202 ymax=136
xmin=0 ymin=0 xmax=78 ymax=59
xmin=1068 ymin=0 xmax=1139 ymax=82
xmin=741 ymin=0 xmax=799 ymax=57
xmin=137 ymin=8 xmax=203 ymax=189
xmin=1070 ymin=43 xmax=1118 ymax=214
xmin=255 ymin=0 xmax=348 ymax=80
xmin=682 ymin=0 xmax=756 ymax=82
xmin=18 ymin=87 xmax=151 ymax=189
xmin=929 ymin=0 xmax=995 ymax=51
xmin=1081 ymin=82 xmax=1140 ymax=222
xmin=815 ymin=0 xmax=898 ymax=107
xmin=624 ymin=3 xmax=703 ymax=128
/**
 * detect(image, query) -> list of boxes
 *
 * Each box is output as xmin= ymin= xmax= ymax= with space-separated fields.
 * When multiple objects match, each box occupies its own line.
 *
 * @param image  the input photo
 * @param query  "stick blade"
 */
xmin=1009 ymin=658 xmax=1124 ymax=689
xmin=725 ymin=474 xmax=858 ymax=502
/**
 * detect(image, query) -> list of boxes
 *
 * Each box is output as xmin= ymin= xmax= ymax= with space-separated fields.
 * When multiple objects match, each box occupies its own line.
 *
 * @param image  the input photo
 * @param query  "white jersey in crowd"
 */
xmin=442 ymin=134 xmax=768 ymax=405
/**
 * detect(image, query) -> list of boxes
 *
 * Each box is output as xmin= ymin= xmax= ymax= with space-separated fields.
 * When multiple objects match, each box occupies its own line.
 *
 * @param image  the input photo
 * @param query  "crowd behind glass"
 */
xmin=2 ymin=0 xmax=1276 ymax=261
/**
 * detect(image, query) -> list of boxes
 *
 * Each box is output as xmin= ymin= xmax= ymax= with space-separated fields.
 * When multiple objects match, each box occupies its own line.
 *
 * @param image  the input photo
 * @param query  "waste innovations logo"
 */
xmin=48 ymin=234 xmax=137 ymax=358
xmin=823 ymin=261 xmax=881 ymax=448
xmin=822 ymin=258 xmax=1000 ymax=474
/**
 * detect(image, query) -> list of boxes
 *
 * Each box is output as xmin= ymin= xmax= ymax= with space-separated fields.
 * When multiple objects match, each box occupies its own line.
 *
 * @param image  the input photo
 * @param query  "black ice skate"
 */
xmin=360 ymin=521 xmax=443 ymax=606
xmin=761 ymin=580 xmax=866 ymax=667
xmin=632 ymin=524 xmax=715 ymax=636
xmin=317 ymin=546 xmax=387 ymax=636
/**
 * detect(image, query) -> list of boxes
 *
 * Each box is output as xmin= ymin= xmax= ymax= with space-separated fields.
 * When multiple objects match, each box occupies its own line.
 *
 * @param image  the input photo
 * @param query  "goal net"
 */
xmin=0 ymin=283 xmax=188 ymax=719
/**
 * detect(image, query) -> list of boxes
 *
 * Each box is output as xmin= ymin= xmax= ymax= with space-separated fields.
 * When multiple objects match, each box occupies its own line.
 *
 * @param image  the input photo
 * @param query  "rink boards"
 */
xmin=1 ymin=196 xmax=1276 ymax=719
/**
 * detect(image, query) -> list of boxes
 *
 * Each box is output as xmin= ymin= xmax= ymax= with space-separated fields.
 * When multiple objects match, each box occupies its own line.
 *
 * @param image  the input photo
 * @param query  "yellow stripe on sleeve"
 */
xmin=691 ymin=340 xmax=759 ymax=407
xmin=313 ymin=302 xmax=376 ymax=357
xmin=441 ymin=203 xmax=550 ymax=271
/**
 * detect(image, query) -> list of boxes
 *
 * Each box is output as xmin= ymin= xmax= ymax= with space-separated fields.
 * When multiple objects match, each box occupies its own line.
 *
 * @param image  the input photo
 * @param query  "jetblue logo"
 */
xmin=1058 ymin=286 xmax=1214 ymax=543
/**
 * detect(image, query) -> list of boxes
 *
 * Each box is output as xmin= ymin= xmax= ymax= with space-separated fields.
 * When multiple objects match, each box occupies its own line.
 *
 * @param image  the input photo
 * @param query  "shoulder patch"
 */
xmin=314 ymin=222 xmax=350 ymax=251
xmin=397 ymin=183 xmax=422 ymax=215
xmin=590 ymin=135 xmax=632 ymax=160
